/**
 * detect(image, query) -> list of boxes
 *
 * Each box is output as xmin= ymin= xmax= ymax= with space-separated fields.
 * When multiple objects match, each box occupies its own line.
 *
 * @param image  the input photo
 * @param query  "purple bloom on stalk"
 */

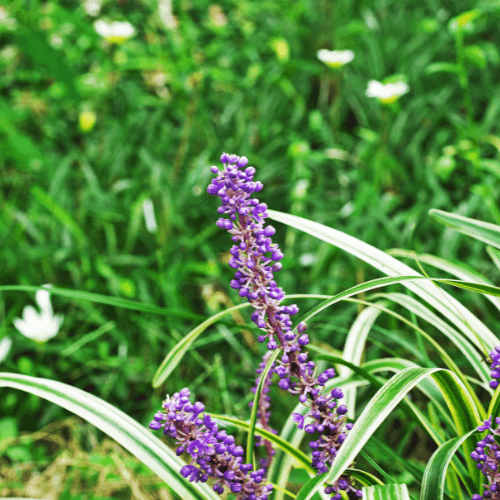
xmin=149 ymin=389 xmax=273 ymax=499
xmin=470 ymin=416 xmax=500 ymax=499
xmin=489 ymin=346 xmax=500 ymax=389
xmin=208 ymin=153 xmax=361 ymax=499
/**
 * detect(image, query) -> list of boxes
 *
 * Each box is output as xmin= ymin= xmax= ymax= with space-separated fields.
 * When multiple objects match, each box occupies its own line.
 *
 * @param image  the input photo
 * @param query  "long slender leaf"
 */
xmin=420 ymin=430 xmax=477 ymax=500
xmin=267 ymin=210 xmax=498 ymax=351
xmin=429 ymin=209 xmax=500 ymax=249
xmin=341 ymin=305 xmax=383 ymax=418
xmin=293 ymin=367 xmax=480 ymax=500
xmin=0 ymin=285 xmax=200 ymax=320
xmin=247 ymin=349 xmax=280 ymax=466
xmin=0 ymin=373 xmax=218 ymax=500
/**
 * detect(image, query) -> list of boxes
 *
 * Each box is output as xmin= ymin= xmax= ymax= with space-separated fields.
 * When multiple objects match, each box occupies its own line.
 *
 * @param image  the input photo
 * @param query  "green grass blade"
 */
xmin=364 ymin=484 xmax=411 ymax=500
xmin=0 ymin=285 xmax=199 ymax=320
xmin=420 ymin=430 xmax=477 ymax=500
xmin=246 ymin=349 xmax=280 ymax=466
xmin=152 ymin=303 xmax=251 ymax=387
xmin=267 ymin=210 xmax=498 ymax=350
xmin=0 ymin=373 xmax=218 ymax=500
xmin=429 ymin=209 xmax=500 ymax=249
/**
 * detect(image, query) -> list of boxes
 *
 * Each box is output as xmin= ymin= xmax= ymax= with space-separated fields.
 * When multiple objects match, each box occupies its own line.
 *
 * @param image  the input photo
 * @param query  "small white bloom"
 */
xmin=0 ymin=337 xmax=12 ymax=364
xmin=94 ymin=20 xmax=135 ymax=44
xmin=317 ymin=49 xmax=354 ymax=68
xmin=142 ymin=198 xmax=158 ymax=233
xmin=366 ymin=80 xmax=409 ymax=104
xmin=83 ymin=0 xmax=102 ymax=17
xmin=299 ymin=253 xmax=317 ymax=267
xmin=13 ymin=288 xmax=63 ymax=343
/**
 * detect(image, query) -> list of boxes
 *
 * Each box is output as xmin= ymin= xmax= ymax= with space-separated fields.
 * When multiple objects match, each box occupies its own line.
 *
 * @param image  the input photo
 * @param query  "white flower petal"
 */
xmin=0 ymin=337 xmax=12 ymax=364
xmin=36 ymin=289 xmax=53 ymax=314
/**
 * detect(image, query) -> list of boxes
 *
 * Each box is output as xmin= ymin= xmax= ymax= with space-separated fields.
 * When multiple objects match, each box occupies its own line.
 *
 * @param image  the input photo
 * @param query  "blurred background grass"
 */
xmin=1 ymin=0 xmax=500 ymax=497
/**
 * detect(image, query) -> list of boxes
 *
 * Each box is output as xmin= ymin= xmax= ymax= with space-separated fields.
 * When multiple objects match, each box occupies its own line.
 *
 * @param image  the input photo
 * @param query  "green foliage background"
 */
xmin=1 ymin=0 xmax=500 ymax=497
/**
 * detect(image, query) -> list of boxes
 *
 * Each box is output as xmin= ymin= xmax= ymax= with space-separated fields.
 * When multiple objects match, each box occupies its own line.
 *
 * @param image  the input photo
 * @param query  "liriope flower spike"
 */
xmin=149 ymin=389 xmax=273 ymax=499
xmin=470 ymin=416 xmax=500 ymax=499
xmin=208 ymin=153 xmax=362 ymax=499
xmin=488 ymin=346 xmax=500 ymax=389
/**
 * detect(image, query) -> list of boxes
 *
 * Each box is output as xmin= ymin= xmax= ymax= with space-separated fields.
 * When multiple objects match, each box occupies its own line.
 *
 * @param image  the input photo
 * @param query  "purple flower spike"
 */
xmin=470 ymin=417 xmax=500 ymax=498
xmin=149 ymin=389 xmax=273 ymax=500
xmin=208 ymin=154 xmax=360 ymax=495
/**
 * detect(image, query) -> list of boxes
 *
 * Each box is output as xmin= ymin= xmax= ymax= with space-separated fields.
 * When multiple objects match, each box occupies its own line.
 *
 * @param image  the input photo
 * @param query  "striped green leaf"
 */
xmin=0 ymin=373 xmax=218 ymax=500
xmin=364 ymin=484 xmax=411 ymax=500
xmin=293 ymin=367 xmax=480 ymax=500
xmin=373 ymin=292 xmax=489 ymax=384
xmin=420 ymin=430 xmax=477 ymax=500
xmin=267 ymin=210 xmax=497 ymax=351
xmin=341 ymin=305 xmax=383 ymax=418
xmin=388 ymin=249 xmax=500 ymax=312
xmin=429 ymin=209 xmax=500 ymax=249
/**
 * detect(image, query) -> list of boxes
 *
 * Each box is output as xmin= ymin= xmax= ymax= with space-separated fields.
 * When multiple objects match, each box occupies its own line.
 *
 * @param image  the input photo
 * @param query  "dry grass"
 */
xmin=0 ymin=417 xmax=175 ymax=500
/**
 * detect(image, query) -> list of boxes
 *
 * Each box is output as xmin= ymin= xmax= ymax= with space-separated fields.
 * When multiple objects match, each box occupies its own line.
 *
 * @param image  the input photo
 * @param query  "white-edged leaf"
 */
xmin=0 ymin=373 xmax=219 ymax=500
xmin=267 ymin=210 xmax=497 ymax=352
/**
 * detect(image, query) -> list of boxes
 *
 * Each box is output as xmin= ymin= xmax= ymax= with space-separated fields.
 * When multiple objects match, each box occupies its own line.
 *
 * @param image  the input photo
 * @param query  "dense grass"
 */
xmin=1 ymin=0 xmax=500 ymax=497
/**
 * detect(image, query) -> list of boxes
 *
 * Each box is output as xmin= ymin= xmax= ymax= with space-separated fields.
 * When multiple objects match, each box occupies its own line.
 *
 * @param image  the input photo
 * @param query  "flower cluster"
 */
xmin=471 ymin=416 xmax=500 ymax=499
xmin=489 ymin=346 xmax=500 ymax=389
xmin=149 ymin=388 xmax=273 ymax=499
xmin=207 ymin=153 xmax=361 ymax=498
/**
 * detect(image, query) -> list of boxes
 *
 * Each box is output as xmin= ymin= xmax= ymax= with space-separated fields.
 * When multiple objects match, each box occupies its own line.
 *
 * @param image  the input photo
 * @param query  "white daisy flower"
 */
xmin=13 ymin=288 xmax=64 ymax=343
xmin=366 ymin=80 xmax=409 ymax=104
xmin=317 ymin=49 xmax=354 ymax=68
xmin=94 ymin=20 xmax=135 ymax=44
xmin=0 ymin=337 xmax=12 ymax=364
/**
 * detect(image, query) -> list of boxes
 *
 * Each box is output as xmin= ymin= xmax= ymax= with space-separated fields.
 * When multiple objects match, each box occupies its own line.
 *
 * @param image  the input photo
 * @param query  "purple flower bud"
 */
xmin=193 ymin=402 xmax=205 ymax=414
xmin=149 ymin=420 xmax=162 ymax=430
xmin=237 ymin=156 xmax=249 ymax=168
xmin=331 ymin=388 xmax=344 ymax=399
xmin=305 ymin=424 xmax=316 ymax=434
xmin=297 ymin=322 xmax=307 ymax=333
xmin=278 ymin=378 xmax=290 ymax=390
xmin=232 ymin=446 xmax=244 ymax=457
xmin=337 ymin=405 xmax=348 ymax=415
xmin=298 ymin=334 xmax=309 ymax=346
xmin=220 ymin=153 xmax=229 ymax=163
xmin=271 ymin=250 xmax=284 ymax=261
xmin=210 ymin=166 xmax=219 ymax=173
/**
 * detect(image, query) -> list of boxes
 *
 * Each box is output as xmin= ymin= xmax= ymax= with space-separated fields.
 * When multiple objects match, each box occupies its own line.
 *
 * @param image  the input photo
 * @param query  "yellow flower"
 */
xmin=79 ymin=110 xmax=96 ymax=132
xmin=272 ymin=38 xmax=290 ymax=61
xmin=94 ymin=20 xmax=135 ymax=44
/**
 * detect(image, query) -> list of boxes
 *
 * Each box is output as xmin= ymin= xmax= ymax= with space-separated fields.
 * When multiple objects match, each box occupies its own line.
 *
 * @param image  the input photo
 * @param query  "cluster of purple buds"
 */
xmin=488 ymin=347 xmax=500 ymax=389
xmin=208 ymin=154 xmax=361 ymax=499
xmin=149 ymin=388 xmax=273 ymax=499
xmin=471 ymin=416 xmax=500 ymax=499
xmin=249 ymin=351 xmax=278 ymax=471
